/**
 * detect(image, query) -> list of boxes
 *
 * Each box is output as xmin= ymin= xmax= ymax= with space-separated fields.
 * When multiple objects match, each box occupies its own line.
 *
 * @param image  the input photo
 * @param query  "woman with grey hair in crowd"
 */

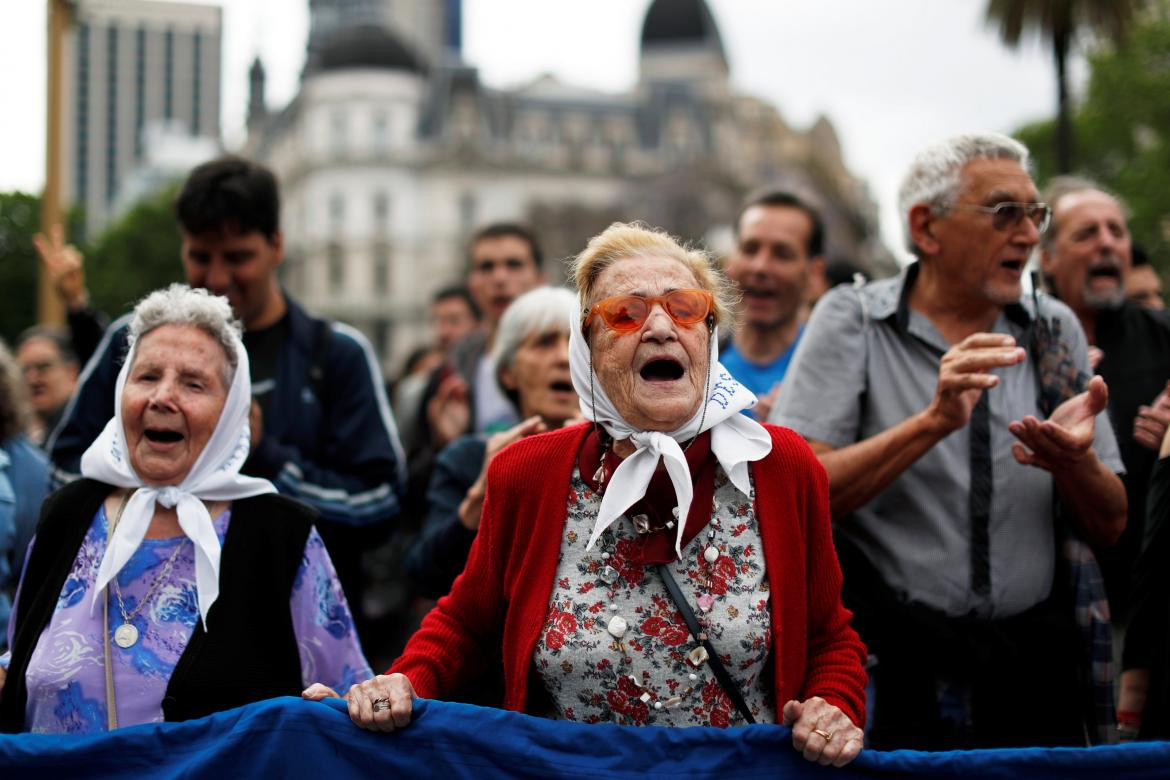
xmin=0 ymin=340 xmax=49 ymax=652
xmin=0 ymin=284 xmax=370 ymax=733
xmin=405 ymin=286 xmax=579 ymax=599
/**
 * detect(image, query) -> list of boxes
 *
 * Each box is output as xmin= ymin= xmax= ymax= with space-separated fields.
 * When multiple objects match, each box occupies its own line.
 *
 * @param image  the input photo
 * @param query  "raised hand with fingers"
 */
xmin=782 ymin=697 xmax=864 ymax=767
xmin=459 ymin=415 xmax=548 ymax=530
xmin=925 ymin=333 xmax=1026 ymax=435
xmin=427 ymin=371 xmax=471 ymax=449
xmin=32 ymin=224 xmax=89 ymax=310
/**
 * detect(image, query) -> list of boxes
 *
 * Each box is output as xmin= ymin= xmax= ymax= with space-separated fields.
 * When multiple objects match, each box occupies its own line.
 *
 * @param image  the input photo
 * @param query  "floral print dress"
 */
xmin=532 ymin=465 xmax=776 ymax=727
xmin=4 ymin=504 xmax=371 ymax=733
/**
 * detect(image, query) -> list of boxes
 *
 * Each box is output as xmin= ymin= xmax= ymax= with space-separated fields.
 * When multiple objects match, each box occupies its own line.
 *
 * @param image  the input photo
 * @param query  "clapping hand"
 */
xmin=1009 ymin=374 xmax=1107 ymax=472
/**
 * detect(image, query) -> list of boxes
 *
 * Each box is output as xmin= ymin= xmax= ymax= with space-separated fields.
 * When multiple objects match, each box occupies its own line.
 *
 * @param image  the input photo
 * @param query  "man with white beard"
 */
xmin=1041 ymin=176 xmax=1170 ymax=618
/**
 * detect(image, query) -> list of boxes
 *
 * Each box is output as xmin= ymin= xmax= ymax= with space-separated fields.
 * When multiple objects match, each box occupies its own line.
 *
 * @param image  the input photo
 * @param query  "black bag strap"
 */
xmin=657 ymin=563 xmax=756 ymax=725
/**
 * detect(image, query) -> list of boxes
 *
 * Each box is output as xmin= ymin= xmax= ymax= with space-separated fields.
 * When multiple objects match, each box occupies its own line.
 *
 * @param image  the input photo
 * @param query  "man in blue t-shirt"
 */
xmin=722 ymin=191 xmax=825 ymax=420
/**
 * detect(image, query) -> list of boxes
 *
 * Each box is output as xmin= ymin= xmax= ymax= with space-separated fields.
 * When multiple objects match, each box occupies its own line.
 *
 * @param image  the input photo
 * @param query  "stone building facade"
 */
xmin=245 ymin=0 xmax=887 ymax=372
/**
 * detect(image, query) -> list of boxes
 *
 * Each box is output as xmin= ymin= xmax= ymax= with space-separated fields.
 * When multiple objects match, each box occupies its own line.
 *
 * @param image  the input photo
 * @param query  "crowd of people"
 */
xmin=0 ymin=130 xmax=1168 ymax=766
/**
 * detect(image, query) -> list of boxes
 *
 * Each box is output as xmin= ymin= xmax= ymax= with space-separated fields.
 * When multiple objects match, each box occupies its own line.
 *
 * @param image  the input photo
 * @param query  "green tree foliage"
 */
xmin=83 ymin=186 xmax=183 ymax=317
xmin=0 ymin=187 xmax=183 ymax=344
xmin=0 ymin=192 xmax=43 ymax=344
xmin=987 ymin=0 xmax=1147 ymax=172
xmin=1015 ymin=11 xmax=1170 ymax=268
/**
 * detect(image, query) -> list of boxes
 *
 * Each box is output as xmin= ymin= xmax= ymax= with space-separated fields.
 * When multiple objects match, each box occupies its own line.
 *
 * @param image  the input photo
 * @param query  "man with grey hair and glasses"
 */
xmin=772 ymin=132 xmax=1126 ymax=749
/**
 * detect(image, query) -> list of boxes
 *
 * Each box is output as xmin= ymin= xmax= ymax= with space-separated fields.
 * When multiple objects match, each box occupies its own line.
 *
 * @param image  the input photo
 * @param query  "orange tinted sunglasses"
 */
xmin=583 ymin=289 xmax=714 ymax=332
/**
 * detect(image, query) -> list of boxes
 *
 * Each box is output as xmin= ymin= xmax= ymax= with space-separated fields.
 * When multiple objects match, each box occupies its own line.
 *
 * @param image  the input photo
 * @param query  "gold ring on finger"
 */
xmin=812 ymin=728 xmax=834 ymax=742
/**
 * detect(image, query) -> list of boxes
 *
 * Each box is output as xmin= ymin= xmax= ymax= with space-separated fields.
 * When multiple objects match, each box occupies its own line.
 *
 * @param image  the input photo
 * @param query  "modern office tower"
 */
xmin=60 ymin=0 xmax=221 ymax=236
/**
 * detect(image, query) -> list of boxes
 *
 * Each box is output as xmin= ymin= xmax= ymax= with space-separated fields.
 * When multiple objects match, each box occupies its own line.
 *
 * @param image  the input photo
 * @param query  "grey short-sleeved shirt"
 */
xmin=771 ymin=266 xmax=1124 ymax=619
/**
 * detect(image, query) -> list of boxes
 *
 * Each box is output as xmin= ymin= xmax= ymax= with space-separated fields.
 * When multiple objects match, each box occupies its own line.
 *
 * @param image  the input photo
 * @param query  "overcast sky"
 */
xmin=0 ymin=0 xmax=1084 ymax=258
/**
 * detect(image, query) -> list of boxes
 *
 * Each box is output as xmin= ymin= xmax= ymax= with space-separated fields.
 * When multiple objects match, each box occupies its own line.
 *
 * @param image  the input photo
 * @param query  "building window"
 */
xmin=192 ymin=30 xmax=202 ymax=135
xmin=372 ymin=112 xmax=388 ymax=157
xmin=327 ymin=243 xmax=345 ymax=293
xmin=75 ymin=23 xmax=90 ymax=201
xmin=329 ymin=193 xmax=345 ymax=232
xmin=134 ymin=26 xmax=145 ymax=159
xmin=105 ymin=24 xmax=118 ymax=203
xmin=331 ymin=109 xmax=348 ymax=157
xmin=164 ymin=28 xmax=174 ymax=120
xmin=459 ymin=192 xmax=476 ymax=240
xmin=373 ymin=242 xmax=390 ymax=295
xmin=372 ymin=191 xmax=389 ymax=236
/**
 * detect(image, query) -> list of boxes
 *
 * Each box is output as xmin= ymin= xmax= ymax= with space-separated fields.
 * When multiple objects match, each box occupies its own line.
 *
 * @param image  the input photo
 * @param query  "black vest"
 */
xmin=0 ymin=479 xmax=314 ymax=731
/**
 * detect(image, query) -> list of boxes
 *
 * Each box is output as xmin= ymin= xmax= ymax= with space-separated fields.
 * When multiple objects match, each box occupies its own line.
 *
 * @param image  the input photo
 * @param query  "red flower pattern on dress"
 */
xmin=613 ymin=538 xmax=645 ymax=586
xmin=639 ymin=615 xmax=690 ymax=647
xmin=607 ymin=674 xmax=651 ymax=724
xmin=531 ymin=469 xmax=775 ymax=727
xmin=545 ymin=628 xmax=565 ymax=650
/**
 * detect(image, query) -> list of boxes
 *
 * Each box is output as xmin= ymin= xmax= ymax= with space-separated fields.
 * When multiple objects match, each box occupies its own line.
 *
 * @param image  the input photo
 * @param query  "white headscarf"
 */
xmin=569 ymin=305 xmax=772 ymax=559
xmin=82 ymin=322 xmax=276 ymax=628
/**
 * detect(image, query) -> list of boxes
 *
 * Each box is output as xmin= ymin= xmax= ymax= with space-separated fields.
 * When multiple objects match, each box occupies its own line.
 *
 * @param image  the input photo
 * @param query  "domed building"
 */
xmin=245 ymin=0 xmax=886 ymax=372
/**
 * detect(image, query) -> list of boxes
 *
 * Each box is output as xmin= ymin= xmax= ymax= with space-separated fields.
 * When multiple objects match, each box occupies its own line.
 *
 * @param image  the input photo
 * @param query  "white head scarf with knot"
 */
xmin=568 ymin=294 xmax=773 ymax=559
xmin=82 ymin=321 xmax=276 ymax=629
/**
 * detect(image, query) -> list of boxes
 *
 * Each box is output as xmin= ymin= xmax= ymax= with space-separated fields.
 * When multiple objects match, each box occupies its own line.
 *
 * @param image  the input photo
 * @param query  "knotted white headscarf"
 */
xmin=569 ymin=308 xmax=772 ymax=559
xmin=82 ymin=322 xmax=275 ymax=628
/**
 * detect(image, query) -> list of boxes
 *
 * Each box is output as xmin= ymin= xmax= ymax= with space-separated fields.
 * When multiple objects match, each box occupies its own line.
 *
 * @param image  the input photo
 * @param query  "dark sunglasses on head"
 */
xmin=583 ymin=289 xmax=714 ymax=332
xmin=947 ymin=201 xmax=1052 ymax=233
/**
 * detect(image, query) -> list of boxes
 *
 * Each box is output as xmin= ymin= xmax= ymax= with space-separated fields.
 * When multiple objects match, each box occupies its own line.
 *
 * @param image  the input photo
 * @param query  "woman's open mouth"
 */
xmin=144 ymin=429 xmax=184 ymax=444
xmin=639 ymin=358 xmax=685 ymax=382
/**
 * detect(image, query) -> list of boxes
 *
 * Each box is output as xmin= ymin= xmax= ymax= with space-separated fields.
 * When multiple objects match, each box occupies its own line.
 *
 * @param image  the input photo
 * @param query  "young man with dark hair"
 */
xmin=424 ymin=223 xmax=545 ymax=448
xmin=430 ymin=285 xmax=481 ymax=354
xmin=47 ymin=156 xmax=405 ymax=632
xmin=722 ymin=190 xmax=825 ymax=420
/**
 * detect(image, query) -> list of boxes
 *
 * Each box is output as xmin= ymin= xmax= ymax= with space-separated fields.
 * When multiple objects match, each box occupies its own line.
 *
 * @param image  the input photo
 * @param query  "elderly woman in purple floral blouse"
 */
xmin=0 ymin=284 xmax=369 ymax=733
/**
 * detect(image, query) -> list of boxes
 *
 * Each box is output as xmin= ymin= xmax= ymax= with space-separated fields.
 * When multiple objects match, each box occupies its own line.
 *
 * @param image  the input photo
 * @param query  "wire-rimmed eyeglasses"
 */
xmin=945 ymin=201 xmax=1051 ymax=233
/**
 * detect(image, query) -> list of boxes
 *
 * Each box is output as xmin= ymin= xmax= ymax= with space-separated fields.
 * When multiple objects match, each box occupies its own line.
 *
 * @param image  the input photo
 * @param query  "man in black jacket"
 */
xmin=1040 ymin=176 xmax=1170 ymax=617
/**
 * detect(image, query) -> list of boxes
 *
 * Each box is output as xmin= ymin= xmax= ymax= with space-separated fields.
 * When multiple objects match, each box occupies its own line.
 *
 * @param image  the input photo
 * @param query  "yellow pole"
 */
xmin=40 ymin=0 xmax=69 ymax=326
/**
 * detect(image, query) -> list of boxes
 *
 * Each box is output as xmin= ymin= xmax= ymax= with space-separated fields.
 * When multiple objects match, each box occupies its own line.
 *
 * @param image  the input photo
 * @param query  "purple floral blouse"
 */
xmin=2 ymin=504 xmax=371 ymax=734
xmin=532 ymin=466 xmax=776 ymax=727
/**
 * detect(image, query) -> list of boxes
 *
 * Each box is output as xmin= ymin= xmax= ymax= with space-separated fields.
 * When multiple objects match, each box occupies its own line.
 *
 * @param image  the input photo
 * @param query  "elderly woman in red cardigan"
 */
xmin=305 ymin=222 xmax=868 ymax=767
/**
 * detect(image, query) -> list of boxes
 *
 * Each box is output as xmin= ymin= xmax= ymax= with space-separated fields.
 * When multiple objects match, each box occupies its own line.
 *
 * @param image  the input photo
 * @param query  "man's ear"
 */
xmin=1039 ymin=246 xmax=1055 ymax=276
xmin=270 ymin=230 xmax=285 ymax=268
xmin=907 ymin=204 xmax=940 ymax=257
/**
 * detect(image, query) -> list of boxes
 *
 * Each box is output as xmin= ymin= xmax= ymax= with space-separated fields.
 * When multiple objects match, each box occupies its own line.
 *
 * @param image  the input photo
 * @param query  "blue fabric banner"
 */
xmin=2 ymin=697 xmax=1169 ymax=779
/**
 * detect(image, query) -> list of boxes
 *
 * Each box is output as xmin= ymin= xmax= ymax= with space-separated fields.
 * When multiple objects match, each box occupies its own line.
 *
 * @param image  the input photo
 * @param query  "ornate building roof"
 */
xmin=312 ymin=24 xmax=425 ymax=74
xmin=640 ymin=0 xmax=727 ymax=67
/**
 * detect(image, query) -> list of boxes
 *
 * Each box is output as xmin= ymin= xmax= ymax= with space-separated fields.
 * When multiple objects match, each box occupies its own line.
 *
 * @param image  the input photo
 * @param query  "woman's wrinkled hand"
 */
xmin=782 ymin=697 xmax=863 ymax=767
xmin=302 ymin=673 xmax=417 ymax=732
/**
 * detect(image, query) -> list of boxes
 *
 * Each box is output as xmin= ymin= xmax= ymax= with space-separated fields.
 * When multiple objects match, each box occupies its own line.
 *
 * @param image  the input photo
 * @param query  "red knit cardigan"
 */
xmin=391 ymin=422 xmax=868 ymax=726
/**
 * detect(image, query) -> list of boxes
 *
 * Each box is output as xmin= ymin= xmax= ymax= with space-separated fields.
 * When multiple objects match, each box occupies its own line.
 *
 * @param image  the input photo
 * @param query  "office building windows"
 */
xmin=105 ymin=25 xmax=118 ymax=202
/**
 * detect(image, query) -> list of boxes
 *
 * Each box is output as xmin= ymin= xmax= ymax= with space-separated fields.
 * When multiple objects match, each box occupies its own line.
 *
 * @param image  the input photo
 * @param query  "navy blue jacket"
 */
xmin=46 ymin=296 xmax=404 ymax=527
xmin=404 ymin=434 xmax=483 ymax=598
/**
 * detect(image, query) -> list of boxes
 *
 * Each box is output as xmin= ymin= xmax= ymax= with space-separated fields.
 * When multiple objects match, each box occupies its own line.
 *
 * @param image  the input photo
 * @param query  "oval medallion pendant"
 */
xmin=114 ymin=622 xmax=139 ymax=648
